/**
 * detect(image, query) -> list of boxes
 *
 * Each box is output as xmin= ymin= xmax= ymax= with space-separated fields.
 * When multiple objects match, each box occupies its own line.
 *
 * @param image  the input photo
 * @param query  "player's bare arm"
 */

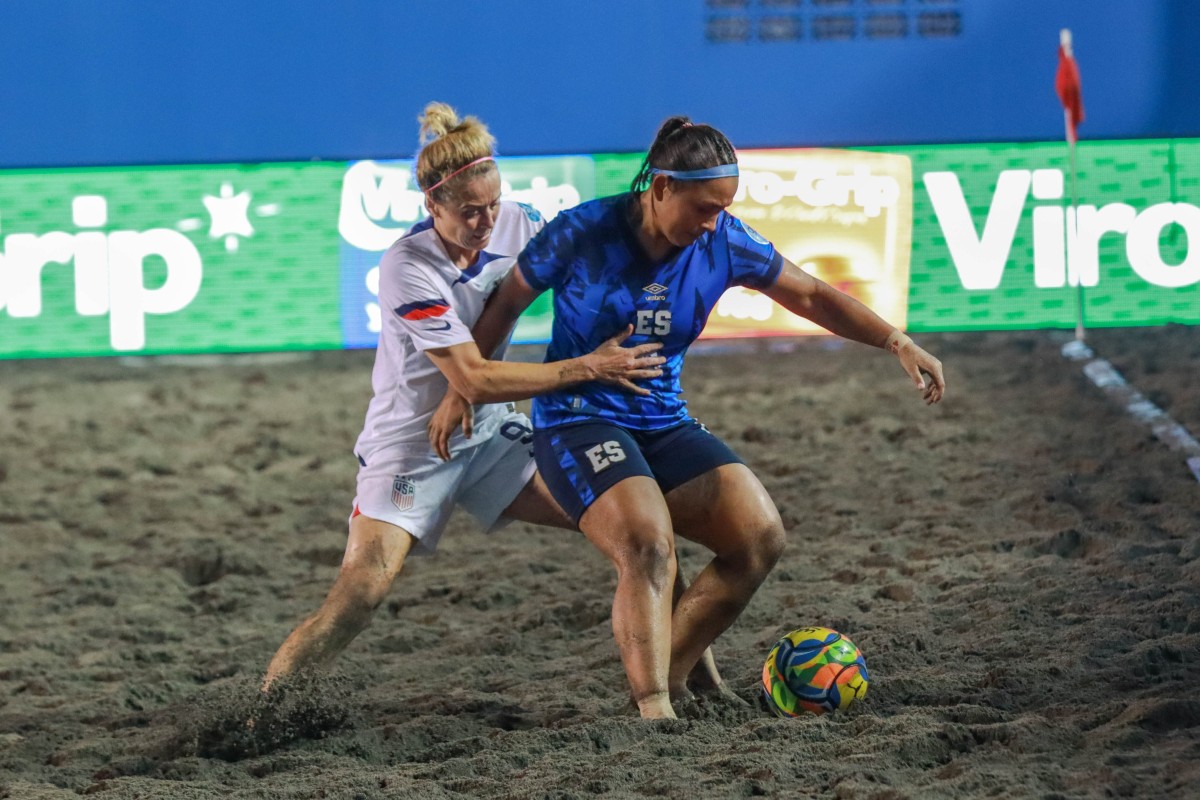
xmin=428 ymin=268 xmax=664 ymax=459
xmin=425 ymin=330 xmax=664 ymax=461
xmin=473 ymin=264 xmax=543 ymax=360
xmin=426 ymin=331 xmax=664 ymax=407
xmin=427 ymin=267 xmax=544 ymax=459
xmin=427 ymin=391 xmax=476 ymax=461
xmin=763 ymin=259 xmax=945 ymax=404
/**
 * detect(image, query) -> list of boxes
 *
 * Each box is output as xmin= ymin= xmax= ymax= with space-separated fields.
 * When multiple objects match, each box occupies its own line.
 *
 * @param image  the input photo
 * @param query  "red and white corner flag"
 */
xmin=1056 ymin=29 xmax=1085 ymax=144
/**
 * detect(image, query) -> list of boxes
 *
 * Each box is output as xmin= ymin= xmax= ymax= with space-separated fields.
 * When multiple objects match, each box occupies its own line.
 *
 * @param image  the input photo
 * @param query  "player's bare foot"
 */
xmin=674 ymin=646 xmax=729 ymax=698
xmin=702 ymin=680 xmax=750 ymax=707
xmin=668 ymin=683 xmax=695 ymax=702
xmin=636 ymin=691 xmax=677 ymax=719
xmin=685 ymin=665 xmax=721 ymax=695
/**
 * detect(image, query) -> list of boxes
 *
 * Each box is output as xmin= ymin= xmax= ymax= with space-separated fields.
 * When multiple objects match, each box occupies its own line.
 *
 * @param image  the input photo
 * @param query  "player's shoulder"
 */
xmin=581 ymin=193 xmax=627 ymax=222
xmin=500 ymin=200 xmax=544 ymax=225
xmin=485 ymin=201 xmax=545 ymax=256
xmin=720 ymin=211 xmax=772 ymax=246
xmin=388 ymin=220 xmax=435 ymax=255
xmin=541 ymin=193 xmax=625 ymax=237
xmin=497 ymin=200 xmax=545 ymax=241
xmin=381 ymin=225 xmax=447 ymax=277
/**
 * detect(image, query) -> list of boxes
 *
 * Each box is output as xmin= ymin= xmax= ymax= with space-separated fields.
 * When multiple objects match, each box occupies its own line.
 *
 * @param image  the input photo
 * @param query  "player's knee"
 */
xmin=616 ymin=527 xmax=675 ymax=589
xmin=728 ymin=514 xmax=785 ymax=579
xmin=753 ymin=517 xmax=786 ymax=575
xmin=353 ymin=575 xmax=393 ymax=615
xmin=328 ymin=568 xmax=392 ymax=627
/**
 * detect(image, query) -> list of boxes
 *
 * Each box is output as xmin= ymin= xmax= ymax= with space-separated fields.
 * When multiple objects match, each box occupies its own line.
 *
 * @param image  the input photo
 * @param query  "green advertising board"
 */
xmin=880 ymin=139 xmax=1200 ymax=331
xmin=592 ymin=153 xmax=645 ymax=197
xmin=0 ymin=163 xmax=344 ymax=358
xmin=2 ymin=140 xmax=1198 ymax=360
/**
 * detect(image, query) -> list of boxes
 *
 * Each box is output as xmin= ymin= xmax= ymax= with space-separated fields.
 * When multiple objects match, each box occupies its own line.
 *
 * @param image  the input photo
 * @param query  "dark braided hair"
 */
xmin=630 ymin=116 xmax=738 ymax=193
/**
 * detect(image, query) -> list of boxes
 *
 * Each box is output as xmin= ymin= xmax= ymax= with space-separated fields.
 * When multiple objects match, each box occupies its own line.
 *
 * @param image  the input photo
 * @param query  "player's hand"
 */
xmin=893 ymin=338 xmax=945 ymax=405
xmin=583 ymin=325 xmax=666 ymax=396
xmin=428 ymin=390 xmax=473 ymax=461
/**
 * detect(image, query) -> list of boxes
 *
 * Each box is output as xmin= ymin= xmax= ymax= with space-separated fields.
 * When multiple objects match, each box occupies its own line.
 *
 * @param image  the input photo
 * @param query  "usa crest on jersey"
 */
xmin=391 ymin=475 xmax=416 ymax=510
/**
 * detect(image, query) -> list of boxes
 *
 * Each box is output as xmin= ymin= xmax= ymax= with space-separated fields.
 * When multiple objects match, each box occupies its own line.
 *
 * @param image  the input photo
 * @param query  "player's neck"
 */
xmin=633 ymin=191 xmax=678 ymax=264
xmin=438 ymin=235 xmax=481 ymax=269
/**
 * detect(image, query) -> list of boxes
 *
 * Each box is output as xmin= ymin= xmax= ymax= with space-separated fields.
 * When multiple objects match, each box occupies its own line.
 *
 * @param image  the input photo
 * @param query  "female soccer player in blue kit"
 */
xmin=467 ymin=116 xmax=946 ymax=719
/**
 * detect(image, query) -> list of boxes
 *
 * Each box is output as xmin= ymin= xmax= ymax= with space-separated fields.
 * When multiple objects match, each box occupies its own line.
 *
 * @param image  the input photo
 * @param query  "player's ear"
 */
xmin=425 ymin=195 xmax=440 ymax=220
xmin=651 ymin=173 xmax=671 ymax=202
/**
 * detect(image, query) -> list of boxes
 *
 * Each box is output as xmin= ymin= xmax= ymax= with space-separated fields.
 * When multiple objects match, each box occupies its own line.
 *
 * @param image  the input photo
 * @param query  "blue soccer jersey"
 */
xmin=519 ymin=192 xmax=783 ymax=430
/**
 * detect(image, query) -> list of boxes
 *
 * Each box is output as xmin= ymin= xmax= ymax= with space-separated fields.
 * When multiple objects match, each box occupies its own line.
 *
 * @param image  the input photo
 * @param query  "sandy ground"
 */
xmin=1 ymin=327 xmax=1198 ymax=799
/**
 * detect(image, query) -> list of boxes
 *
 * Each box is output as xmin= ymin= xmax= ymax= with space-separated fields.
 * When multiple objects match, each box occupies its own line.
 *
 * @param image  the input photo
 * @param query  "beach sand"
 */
xmin=1 ymin=327 xmax=1198 ymax=799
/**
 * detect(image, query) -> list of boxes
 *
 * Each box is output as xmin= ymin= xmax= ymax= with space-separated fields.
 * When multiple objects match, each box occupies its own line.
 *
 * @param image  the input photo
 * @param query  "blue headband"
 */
xmin=650 ymin=163 xmax=740 ymax=181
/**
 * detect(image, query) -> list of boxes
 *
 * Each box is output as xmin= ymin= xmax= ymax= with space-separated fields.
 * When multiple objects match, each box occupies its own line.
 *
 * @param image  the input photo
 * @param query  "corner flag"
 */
xmin=1056 ymin=29 xmax=1085 ymax=144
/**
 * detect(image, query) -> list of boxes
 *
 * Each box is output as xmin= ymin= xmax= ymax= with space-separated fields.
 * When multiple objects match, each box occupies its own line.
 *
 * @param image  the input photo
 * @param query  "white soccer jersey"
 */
xmin=354 ymin=201 xmax=545 ymax=459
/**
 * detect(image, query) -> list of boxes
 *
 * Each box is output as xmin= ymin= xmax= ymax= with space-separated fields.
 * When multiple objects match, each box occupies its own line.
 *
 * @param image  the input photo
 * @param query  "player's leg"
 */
xmin=262 ymin=513 xmax=415 ymax=690
xmin=263 ymin=447 xmax=462 ymax=691
xmin=578 ymin=477 xmax=677 ymax=718
xmin=670 ymin=549 xmax=726 ymax=698
xmin=482 ymin=421 xmax=723 ymax=698
xmin=503 ymin=466 xmax=724 ymax=697
xmin=646 ymin=423 xmax=786 ymax=696
xmin=500 ymin=469 xmax=576 ymax=530
xmin=471 ymin=409 xmax=722 ymax=705
xmin=533 ymin=422 xmax=678 ymax=719
xmin=664 ymin=464 xmax=784 ymax=693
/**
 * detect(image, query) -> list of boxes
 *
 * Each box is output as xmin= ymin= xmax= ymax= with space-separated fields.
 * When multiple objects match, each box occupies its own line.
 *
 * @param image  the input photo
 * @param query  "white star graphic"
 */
xmin=203 ymin=182 xmax=254 ymax=253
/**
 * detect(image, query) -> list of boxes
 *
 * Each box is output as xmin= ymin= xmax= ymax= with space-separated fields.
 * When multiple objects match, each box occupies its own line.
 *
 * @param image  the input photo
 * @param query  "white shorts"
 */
xmin=351 ymin=410 xmax=536 ymax=554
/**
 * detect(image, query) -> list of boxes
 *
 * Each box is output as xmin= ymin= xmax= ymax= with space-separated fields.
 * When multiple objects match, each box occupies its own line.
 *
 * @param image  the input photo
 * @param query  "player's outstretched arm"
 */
xmin=427 ymin=328 xmax=664 ymax=406
xmin=762 ymin=259 xmax=945 ymax=404
xmin=882 ymin=329 xmax=945 ymax=405
xmin=425 ymin=327 xmax=663 ymax=459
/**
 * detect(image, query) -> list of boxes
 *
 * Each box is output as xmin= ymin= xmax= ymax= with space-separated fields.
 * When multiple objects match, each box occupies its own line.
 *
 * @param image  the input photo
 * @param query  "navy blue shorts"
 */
xmin=532 ymin=419 xmax=744 ymax=524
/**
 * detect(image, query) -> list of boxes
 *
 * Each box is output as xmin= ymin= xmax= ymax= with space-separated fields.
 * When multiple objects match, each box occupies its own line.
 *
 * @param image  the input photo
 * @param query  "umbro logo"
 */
xmin=643 ymin=282 xmax=668 ymax=301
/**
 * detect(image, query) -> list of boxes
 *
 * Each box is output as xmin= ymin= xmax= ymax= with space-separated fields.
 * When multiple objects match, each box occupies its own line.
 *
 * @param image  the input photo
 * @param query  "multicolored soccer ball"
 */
xmin=761 ymin=626 xmax=869 ymax=716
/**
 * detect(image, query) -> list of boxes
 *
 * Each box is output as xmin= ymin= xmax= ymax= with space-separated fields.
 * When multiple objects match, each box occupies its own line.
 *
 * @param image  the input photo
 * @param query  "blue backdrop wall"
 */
xmin=1 ymin=0 xmax=1196 ymax=168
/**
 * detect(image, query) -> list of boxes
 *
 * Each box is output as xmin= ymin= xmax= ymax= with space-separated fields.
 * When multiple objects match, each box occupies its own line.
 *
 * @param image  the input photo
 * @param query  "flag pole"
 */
xmin=1061 ymin=28 xmax=1085 ymax=342
xmin=1068 ymin=114 xmax=1083 ymax=341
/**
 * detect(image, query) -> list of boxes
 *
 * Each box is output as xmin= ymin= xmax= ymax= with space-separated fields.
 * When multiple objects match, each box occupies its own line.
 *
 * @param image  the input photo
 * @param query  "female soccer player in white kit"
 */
xmin=262 ymin=103 xmax=665 ymax=689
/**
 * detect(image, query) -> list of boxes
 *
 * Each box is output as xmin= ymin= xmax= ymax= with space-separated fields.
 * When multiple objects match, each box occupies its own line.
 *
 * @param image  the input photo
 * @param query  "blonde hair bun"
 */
xmin=418 ymin=102 xmax=462 ymax=145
